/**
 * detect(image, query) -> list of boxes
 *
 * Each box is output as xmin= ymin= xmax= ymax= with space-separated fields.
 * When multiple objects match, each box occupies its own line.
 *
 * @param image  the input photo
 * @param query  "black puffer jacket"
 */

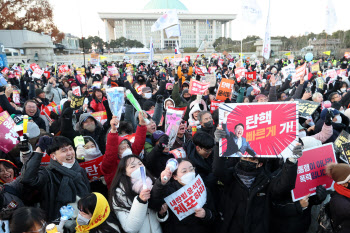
xmin=213 ymin=144 xmax=298 ymax=233
xmin=143 ymin=145 xmax=174 ymax=178
xmin=330 ymin=192 xmax=350 ymax=233
xmin=151 ymin=178 xmax=217 ymax=233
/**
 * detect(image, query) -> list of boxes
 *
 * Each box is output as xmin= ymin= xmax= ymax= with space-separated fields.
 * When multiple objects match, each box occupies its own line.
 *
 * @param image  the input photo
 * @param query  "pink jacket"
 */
xmin=312 ymin=123 xmax=332 ymax=143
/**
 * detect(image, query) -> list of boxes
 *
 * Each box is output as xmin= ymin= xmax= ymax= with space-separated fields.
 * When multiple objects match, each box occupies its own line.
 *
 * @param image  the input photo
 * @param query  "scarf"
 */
xmin=76 ymin=193 xmax=110 ymax=233
xmin=334 ymin=183 xmax=350 ymax=198
xmin=47 ymin=160 xmax=90 ymax=204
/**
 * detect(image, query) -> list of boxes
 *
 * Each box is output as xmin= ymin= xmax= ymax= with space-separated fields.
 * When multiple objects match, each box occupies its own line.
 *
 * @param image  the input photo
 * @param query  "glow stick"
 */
xmin=125 ymin=89 xmax=149 ymax=124
xmin=140 ymin=166 xmax=147 ymax=190
xmin=22 ymin=115 xmax=28 ymax=134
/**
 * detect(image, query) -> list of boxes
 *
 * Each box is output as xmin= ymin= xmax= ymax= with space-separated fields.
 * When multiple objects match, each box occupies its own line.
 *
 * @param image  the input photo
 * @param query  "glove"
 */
xmin=214 ymin=128 xmax=226 ymax=143
xmin=174 ymin=74 xmax=179 ymax=82
xmin=325 ymin=110 xmax=334 ymax=126
xmin=292 ymin=144 xmax=303 ymax=158
xmin=158 ymin=135 xmax=169 ymax=150
xmin=37 ymin=136 xmax=53 ymax=152
xmin=315 ymin=185 xmax=327 ymax=203
xmin=17 ymin=134 xmax=30 ymax=153
xmin=157 ymin=95 xmax=164 ymax=103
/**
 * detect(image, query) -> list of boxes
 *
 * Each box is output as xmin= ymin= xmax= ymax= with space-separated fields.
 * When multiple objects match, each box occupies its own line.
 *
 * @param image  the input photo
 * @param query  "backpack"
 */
xmin=316 ymin=202 xmax=339 ymax=233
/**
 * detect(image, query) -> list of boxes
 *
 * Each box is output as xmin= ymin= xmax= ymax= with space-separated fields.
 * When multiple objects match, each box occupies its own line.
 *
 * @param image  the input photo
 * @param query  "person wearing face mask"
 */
xmin=20 ymin=136 xmax=90 ymax=222
xmin=151 ymin=159 xmax=217 ymax=233
xmin=76 ymin=192 xmax=122 ymax=233
xmin=327 ymin=163 xmax=350 ymax=233
xmin=109 ymin=155 xmax=168 ymax=233
xmin=197 ymin=111 xmax=215 ymax=137
xmin=213 ymin=127 xmax=300 ymax=233
xmin=101 ymin=114 xmax=147 ymax=189
xmin=76 ymin=137 xmax=103 ymax=162
xmin=164 ymin=83 xmax=173 ymax=99
xmin=172 ymin=78 xmax=195 ymax=108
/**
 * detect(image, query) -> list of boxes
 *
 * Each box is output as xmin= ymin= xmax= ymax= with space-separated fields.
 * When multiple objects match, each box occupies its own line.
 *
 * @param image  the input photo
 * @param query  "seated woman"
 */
xmin=109 ymin=155 xmax=168 ymax=233
xmin=76 ymin=192 xmax=122 ymax=233
xmin=151 ymin=158 xmax=216 ymax=233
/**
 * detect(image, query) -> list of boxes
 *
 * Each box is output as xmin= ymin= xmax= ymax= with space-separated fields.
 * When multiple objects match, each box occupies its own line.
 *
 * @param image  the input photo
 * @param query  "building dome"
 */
xmin=143 ymin=0 xmax=188 ymax=12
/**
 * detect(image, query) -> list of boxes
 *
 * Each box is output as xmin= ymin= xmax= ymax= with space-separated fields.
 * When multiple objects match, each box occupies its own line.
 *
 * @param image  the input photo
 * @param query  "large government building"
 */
xmin=98 ymin=0 xmax=236 ymax=49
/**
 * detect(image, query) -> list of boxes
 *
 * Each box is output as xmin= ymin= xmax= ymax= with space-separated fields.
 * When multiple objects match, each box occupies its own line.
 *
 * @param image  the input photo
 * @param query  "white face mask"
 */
xmin=144 ymin=93 xmax=152 ymax=99
xmin=341 ymin=88 xmax=347 ymax=93
xmin=77 ymin=213 xmax=90 ymax=226
xmin=121 ymin=148 xmax=132 ymax=158
xmin=131 ymin=166 xmax=146 ymax=180
xmin=180 ymin=172 xmax=195 ymax=185
xmin=299 ymin=130 xmax=307 ymax=138
xmin=335 ymin=115 xmax=342 ymax=124
xmin=62 ymin=162 xmax=74 ymax=169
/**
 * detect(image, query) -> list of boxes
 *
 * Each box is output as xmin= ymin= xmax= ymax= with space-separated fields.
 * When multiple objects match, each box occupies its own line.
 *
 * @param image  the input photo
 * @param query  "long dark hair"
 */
xmin=9 ymin=207 xmax=46 ymax=233
xmin=108 ymin=155 xmax=154 ymax=210
xmin=78 ymin=193 xmax=124 ymax=233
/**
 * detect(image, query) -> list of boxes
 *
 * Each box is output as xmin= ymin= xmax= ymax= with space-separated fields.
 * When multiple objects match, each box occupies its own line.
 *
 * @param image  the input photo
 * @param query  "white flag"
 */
xmin=262 ymin=0 xmax=271 ymax=60
xmin=241 ymin=0 xmax=262 ymax=24
xmin=151 ymin=9 xmax=179 ymax=32
xmin=165 ymin=24 xmax=181 ymax=38
xmin=149 ymin=37 xmax=154 ymax=63
xmin=175 ymin=41 xmax=181 ymax=55
xmin=325 ymin=0 xmax=337 ymax=35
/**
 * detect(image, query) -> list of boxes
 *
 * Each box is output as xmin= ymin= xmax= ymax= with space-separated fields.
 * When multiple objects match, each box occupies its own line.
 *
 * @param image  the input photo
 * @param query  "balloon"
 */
xmin=305 ymin=53 xmax=313 ymax=62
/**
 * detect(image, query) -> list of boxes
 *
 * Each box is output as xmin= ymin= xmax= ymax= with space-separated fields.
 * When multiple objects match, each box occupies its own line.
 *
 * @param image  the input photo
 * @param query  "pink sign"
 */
xmin=30 ymin=63 xmax=40 ymax=71
xmin=72 ymin=86 xmax=81 ymax=96
xmin=0 ymin=111 xmax=19 ymax=153
xmin=292 ymin=143 xmax=336 ymax=201
xmin=189 ymin=79 xmax=209 ymax=95
xmin=235 ymin=67 xmax=246 ymax=82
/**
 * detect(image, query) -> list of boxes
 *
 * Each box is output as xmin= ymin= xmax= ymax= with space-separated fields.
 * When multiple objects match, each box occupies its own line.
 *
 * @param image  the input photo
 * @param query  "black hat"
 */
xmin=35 ymin=88 xmax=44 ymax=97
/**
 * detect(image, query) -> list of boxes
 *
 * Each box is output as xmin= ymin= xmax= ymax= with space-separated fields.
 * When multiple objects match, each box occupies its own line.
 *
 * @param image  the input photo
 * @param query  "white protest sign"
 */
xmin=32 ymin=68 xmax=44 ymax=79
xmin=282 ymin=64 xmax=296 ymax=79
xmin=293 ymin=63 xmax=307 ymax=82
xmin=228 ymin=62 xmax=234 ymax=68
xmin=93 ymin=66 xmax=101 ymax=75
xmin=72 ymin=86 xmax=81 ymax=96
xmin=201 ymin=74 xmax=216 ymax=87
xmin=164 ymin=175 xmax=207 ymax=221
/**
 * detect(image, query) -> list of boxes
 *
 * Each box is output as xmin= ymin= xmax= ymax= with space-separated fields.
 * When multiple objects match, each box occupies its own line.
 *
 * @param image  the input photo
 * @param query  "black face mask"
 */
xmin=238 ymin=160 xmax=258 ymax=172
xmin=167 ymin=89 xmax=173 ymax=95
xmin=204 ymin=121 xmax=214 ymax=129
xmin=184 ymin=97 xmax=191 ymax=101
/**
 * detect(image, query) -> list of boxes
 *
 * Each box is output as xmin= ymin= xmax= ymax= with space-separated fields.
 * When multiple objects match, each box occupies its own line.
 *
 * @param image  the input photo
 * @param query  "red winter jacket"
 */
xmin=100 ymin=125 xmax=147 ymax=189
xmin=90 ymin=97 xmax=107 ymax=112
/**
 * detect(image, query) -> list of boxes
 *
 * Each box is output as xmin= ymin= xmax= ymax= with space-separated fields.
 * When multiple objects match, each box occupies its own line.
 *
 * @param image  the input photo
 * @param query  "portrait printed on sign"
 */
xmin=219 ymin=102 xmax=299 ymax=158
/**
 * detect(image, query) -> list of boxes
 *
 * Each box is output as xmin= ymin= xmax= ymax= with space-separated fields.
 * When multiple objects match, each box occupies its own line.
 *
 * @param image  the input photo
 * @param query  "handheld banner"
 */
xmin=245 ymin=71 xmax=257 ymax=82
xmin=341 ymin=142 xmax=350 ymax=164
xmin=1 ymin=67 xmax=9 ymax=75
xmin=12 ymin=90 xmax=20 ymax=105
xmin=210 ymin=100 xmax=224 ymax=113
xmin=219 ymin=102 xmax=298 ymax=158
xmin=93 ymin=66 xmax=101 ymax=75
xmin=311 ymin=63 xmax=320 ymax=73
xmin=0 ymin=111 xmax=19 ymax=153
xmin=169 ymin=147 xmax=186 ymax=159
xmin=70 ymin=95 xmax=85 ymax=109
xmin=91 ymin=111 xmax=107 ymax=125
xmin=108 ymin=66 xmax=118 ymax=76
xmin=298 ymin=100 xmax=320 ymax=118
xmin=106 ymin=87 xmax=124 ymax=120
xmin=164 ymin=175 xmax=207 ymax=221
xmin=165 ymin=109 xmax=183 ymax=148
xmin=293 ymin=63 xmax=306 ymax=82
xmin=334 ymin=130 xmax=350 ymax=155
xmin=90 ymin=54 xmax=99 ymax=65
xmin=32 ymin=68 xmax=44 ymax=79
xmin=282 ymin=64 xmax=296 ymax=79
xmin=72 ymin=86 xmax=81 ymax=96
xmin=76 ymin=68 xmax=85 ymax=75
xmin=291 ymin=143 xmax=336 ymax=201
xmin=208 ymin=66 xmax=217 ymax=74
xmin=316 ymin=77 xmax=325 ymax=90
xmin=216 ymin=78 xmax=234 ymax=101
xmin=30 ymin=63 xmax=40 ymax=71
xmin=189 ymin=79 xmax=209 ymax=95
xmin=195 ymin=67 xmax=205 ymax=76
xmin=235 ymin=67 xmax=246 ymax=82
xmin=201 ymin=74 xmax=216 ymax=87
xmin=79 ymin=155 xmax=104 ymax=181
xmin=59 ymin=65 xmax=69 ymax=73
xmin=326 ymin=69 xmax=337 ymax=83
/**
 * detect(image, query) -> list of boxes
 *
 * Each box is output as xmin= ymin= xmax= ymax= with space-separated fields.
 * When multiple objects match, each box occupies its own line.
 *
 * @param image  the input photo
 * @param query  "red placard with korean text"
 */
xmin=164 ymin=175 xmax=207 ymax=221
xmin=235 ymin=67 xmax=246 ymax=82
xmin=91 ymin=111 xmax=107 ymax=125
xmin=210 ymin=100 xmax=224 ymax=113
xmin=293 ymin=63 xmax=307 ymax=82
xmin=188 ymin=79 xmax=209 ymax=95
xmin=245 ymin=71 xmax=257 ymax=81
xmin=291 ymin=143 xmax=336 ymax=201
xmin=79 ymin=155 xmax=104 ymax=180
xmin=30 ymin=63 xmax=40 ymax=71
xmin=195 ymin=67 xmax=205 ymax=76
xmin=219 ymin=102 xmax=298 ymax=158
xmin=216 ymin=78 xmax=234 ymax=101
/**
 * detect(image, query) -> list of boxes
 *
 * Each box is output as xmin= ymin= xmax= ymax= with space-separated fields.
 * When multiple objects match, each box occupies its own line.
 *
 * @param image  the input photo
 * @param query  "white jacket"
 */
xmin=113 ymin=187 xmax=168 ymax=233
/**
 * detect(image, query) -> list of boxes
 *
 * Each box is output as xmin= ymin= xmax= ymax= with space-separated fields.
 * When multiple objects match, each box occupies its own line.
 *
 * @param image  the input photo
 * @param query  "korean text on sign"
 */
xmin=165 ymin=175 xmax=207 ymax=221
xmin=216 ymin=78 xmax=234 ymax=101
xmin=189 ymin=79 xmax=209 ymax=95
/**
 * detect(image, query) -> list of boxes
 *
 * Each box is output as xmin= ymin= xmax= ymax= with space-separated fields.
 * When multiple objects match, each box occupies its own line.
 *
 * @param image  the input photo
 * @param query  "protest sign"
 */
xmin=189 ymin=80 xmax=209 ymax=95
xmin=40 ymin=102 xmax=57 ymax=122
xmin=136 ymin=84 xmax=146 ymax=94
xmin=218 ymin=59 xmax=224 ymax=68
xmin=195 ymin=67 xmax=205 ymax=76
xmin=169 ymin=147 xmax=186 ymax=159
xmin=32 ymin=68 xmax=44 ymax=79
xmin=90 ymin=54 xmax=99 ymax=65
xmin=165 ymin=109 xmax=183 ymax=148
xmin=167 ymin=106 xmax=187 ymax=118
xmin=79 ymin=155 xmax=104 ymax=181
xmin=228 ymin=62 xmax=234 ymax=68
xmin=208 ymin=66 xmax=217 ymax=74
xmin=93 ymin=66 xmax=101 ymax=75
xmin=72 ymin=86 xmax=81 ymax=96
xmin=200 ymin=66 xmax=207 ymax=74
xmin=281 ymin=64 xmax=296 ymax=78
xmin=76 ymin=67 xmax=85 ymax=75
xmin=210 ymin=100 xmax=224 ymax=113
xmin=165 ymin=175 xmax=207 ymax=221
xmin=326 ymin=69 xmax=337 ymax=83
xmin=70 ymin=95 xmax=85 ymax=109
xmin=201 ymin=74 xmax=216 ymax=87
xmin=43 ymin=71 xmax=50 ymax=79
xmin=293 ymin=63 xmax=307 ymax=82
xmin=59 ymin=65 xmax=69 ymax=73
xmin=334 ymin=130 xmax=350 ymax=155
xmin=30 ymin=63 xmax=40 ymax=71
xmin=216 ymin=78 xmax=234 ymax=101
xmin=91 ymin=111 xmax=107 ymax=125
xmin=336 ymin=69 xmax=347 ymax=77
xmin=245 ymin=71 xmax=257 ymax=82
xmin=311 ymin=63 xmax=320 ymax=73
xmin=219 ymin=102 xmax=298 ymax=158
xmin=291 ymin=143 xmax=336 ymax=201
xmin=235 ymin=60 xmax=242 ymax=68
xmin=341 ymin=142 xmax=350 ymax=164
xmin=344 ymin=52 xmax=350 ymax=59
xmin=106 ymin=87 xmax=125 ymax=121
xmin=235 ymin=67 xmax=246 ymax=82
xmin=108 ymin=66 xmax=118 ymax=76
xmin=316 ymin=77 xmax=325 ymax=90
xmin=0 ymin=111 xmax=19 ymax=153
xmin=1 ymin=67 xmax=9 ymax=74
xmin=12 ymin=90 xmax=20 ymax=105
xmin=298 ymin=100 xmax=320 ymax=118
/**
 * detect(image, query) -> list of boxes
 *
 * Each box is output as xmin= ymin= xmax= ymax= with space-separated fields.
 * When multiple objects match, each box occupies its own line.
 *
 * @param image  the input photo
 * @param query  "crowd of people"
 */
xmin=0 ymin=53 xmax=349 ymax=233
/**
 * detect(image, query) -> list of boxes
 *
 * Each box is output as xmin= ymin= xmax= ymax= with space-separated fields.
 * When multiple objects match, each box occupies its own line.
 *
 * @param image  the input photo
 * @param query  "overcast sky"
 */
xmin=50 ymin=0 xmax=350 ymax=41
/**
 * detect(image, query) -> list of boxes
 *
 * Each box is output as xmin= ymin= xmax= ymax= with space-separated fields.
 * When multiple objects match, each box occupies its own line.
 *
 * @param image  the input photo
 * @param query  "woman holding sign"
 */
xmin=151 ymin=158 xmax=216 ymax=233
xmin=109 ymin=155 xmax=168 ymax=233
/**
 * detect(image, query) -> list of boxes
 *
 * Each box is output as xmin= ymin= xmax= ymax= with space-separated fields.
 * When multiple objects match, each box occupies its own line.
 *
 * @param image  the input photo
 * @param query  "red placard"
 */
xmin=210 ymin=100 xmax=224 ymax=113
xmin=41 ymin=102 xmax=57 ymax=122
xmin=235 ymin=67 xmax=246 ymax=82
xmin=169 ymin=147 xmax=186 ymax=159
xmin=293 ymin=63 xmax=307 ymax=82
xmin=195 ymin=67 xmax=205 ymax=76
xmin=91 ymin=111 xmax=107 ymax=125
xmin=183 ymin=56 xmax=190 ymax=63
xmin=188 ymin=79 xmax=209 ymax=95
xmin=245 ymin=71 xmax=257 ymax=81
xmin=43 ymin=71 xmax=51 ymax=79
xmin=1 ymin=67 xmax=9 ymax=75
xmin=79 ymin=155 xmax=104 ymax=181
xmin=291 ymin=143 xmax=336 ymax=201
xmin=0 ymin=111 xmax=19 ymax=153
xmin=59 ymin=65 xmax=69 ymax=73
xmin=219 ymin=102 xmax=298 ymax=158
xmin=72 ymin=86 xmax=81 ymax=96
xmin=30 ymin=63 xmax=40 ymax=71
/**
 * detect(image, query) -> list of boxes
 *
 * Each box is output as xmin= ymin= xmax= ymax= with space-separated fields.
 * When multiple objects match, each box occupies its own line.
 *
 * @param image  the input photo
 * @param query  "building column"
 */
xmin=178 ymin=20 xmax=182 ymax=48
xmin=141 ymin=19 xmax=146 ymax=46
xmin=122 ymin=19 xmax=126 ymax=38
xmin=212 ymin=20 xmax=216 ymax=42
xmin=104 ymin=19 xmax=115 ymax=42
xmin=196 ymin=20 xmax=199 ymax=48
xmin=104 ymin=19 xmax=110 ymax=42
xmin=229 ymin=20 xmax=232 ymax=39
xmin=161 ymin=30 xmax=164 ymax=49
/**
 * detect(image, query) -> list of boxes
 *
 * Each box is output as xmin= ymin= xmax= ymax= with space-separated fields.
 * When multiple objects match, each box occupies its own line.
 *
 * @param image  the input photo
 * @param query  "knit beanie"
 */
xmin=326 ymin=163 xmax=350 ymax=184
xmin=182 ymin=89 xmax=189 ymax=96
xmin=35 ymin=88 xmax=44 ymax=97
